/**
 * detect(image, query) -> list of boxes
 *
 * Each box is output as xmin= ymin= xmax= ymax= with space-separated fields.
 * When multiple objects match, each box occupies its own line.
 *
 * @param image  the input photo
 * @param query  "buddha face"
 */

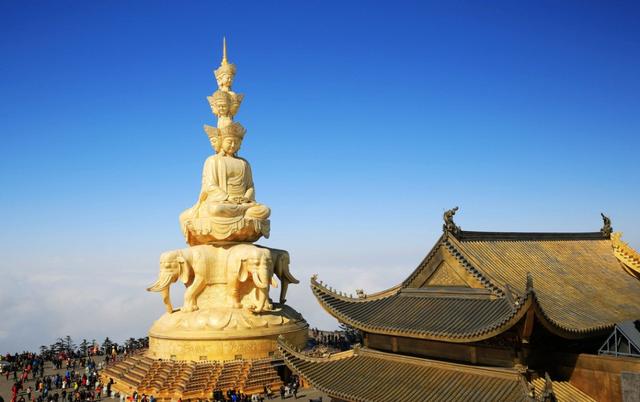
xmin=215 ymin=99 xmax=230 ymax=116
xmin=216 ymin=73 xmax=233 ymax=90
xmin=220 ymin=136 xmax=242 ymax=155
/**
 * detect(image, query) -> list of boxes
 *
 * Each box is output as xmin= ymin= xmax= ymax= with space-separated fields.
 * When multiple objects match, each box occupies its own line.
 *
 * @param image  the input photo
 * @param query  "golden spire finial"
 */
xmin=222 ymin=37 xmax=228 ymax=65
xmin=214 ymin=37 xmax=237 ymax=91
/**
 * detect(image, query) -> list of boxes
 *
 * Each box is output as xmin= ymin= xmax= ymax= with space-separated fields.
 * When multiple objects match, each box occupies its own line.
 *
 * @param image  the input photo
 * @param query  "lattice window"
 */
xmin=599 ymin=326 xmax=640 ymax=358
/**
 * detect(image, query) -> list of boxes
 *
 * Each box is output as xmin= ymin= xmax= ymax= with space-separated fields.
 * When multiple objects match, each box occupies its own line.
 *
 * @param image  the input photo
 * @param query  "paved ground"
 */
xmin=0 ymin=361 xmax=328 ymax=402
xmin=265 ymin=388 xmax=327 ymax=401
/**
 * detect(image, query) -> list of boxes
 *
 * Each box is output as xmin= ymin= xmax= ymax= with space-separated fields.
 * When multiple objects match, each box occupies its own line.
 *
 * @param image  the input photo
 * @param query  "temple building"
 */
xmin=278 ymin=208 xmax=640 ymax=401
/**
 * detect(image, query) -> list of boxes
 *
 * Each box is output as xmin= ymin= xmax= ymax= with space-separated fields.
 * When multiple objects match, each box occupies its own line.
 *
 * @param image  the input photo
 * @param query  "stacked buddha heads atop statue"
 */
xmin=179 ymin=38 xmax=270 ymax=245
xmin=146 ymin=39 xmax=307 ymax=361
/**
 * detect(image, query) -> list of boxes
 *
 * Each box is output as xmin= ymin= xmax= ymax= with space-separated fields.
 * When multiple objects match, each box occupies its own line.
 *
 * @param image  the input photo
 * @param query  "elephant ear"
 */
xmin=238 ymin=259 xmax=249 ymax=282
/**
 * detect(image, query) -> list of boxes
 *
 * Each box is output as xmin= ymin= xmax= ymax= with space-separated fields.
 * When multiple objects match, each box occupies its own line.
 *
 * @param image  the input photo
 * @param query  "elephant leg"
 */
xmin=183 ymin=276 xmax=205 ymax=312
xmin=161 ymin=288 xmax=174 ymax=313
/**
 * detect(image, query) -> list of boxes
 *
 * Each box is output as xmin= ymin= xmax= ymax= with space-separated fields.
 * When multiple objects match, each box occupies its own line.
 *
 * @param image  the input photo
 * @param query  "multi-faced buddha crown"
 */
xmin=207 ymin=90 xmax=243 ymax=120
xmin=204 ymin=121 xmax=246 ymax=153
xmin=203 ymin=38 xmax=247 ymax=153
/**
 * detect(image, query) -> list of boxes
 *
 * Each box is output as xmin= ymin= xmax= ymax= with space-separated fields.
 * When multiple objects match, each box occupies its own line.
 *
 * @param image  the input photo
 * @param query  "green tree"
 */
xmin=102 ymin=337 xmax=113 ymax=355
xmin=79 ymin=339 xmax=89 ymax=356
xmin=338 ymin=322 xmax=363 ymax=344
xmin=125 ymin=337 xmax=136 ymax=350
xmin=63 ymin=335 xmax=75 ymax=354
xmin=53 ymin=338 xmax=65 ymax=354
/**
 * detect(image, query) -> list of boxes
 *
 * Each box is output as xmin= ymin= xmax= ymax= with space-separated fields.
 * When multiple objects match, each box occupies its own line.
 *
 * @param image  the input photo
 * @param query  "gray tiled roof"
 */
xmin=313 ymin=230 xmax=640 ymax=340
xmin=278 ymin=339 xmax=531 ymax=402
xmin=312 ymin=277 xmax=530 ymax=342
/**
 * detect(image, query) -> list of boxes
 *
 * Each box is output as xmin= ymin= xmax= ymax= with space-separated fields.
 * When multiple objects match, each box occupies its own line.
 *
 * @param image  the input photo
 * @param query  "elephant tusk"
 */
xmin=252 ymin=271 xmax=269 ymax=289
xmin=147 ymin=272 xmax=174 ymax=292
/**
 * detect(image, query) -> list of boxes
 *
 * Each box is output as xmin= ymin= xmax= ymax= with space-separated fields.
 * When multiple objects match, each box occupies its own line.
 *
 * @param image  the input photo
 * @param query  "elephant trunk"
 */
xmin=147 ymin=271 xmax=175 ymax=292
xmin=279 ymin=282 xmax=289 ymax=304
xmin=147 ymin=271 xmax=176 ymax=314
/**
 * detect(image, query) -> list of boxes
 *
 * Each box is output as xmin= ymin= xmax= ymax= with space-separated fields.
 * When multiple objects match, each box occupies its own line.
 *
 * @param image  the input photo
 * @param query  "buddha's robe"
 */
xmin=180 ymin=154 xmax=270 ymax=242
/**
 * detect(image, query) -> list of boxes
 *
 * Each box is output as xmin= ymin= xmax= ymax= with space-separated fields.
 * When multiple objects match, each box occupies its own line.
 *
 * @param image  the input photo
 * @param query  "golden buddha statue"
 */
xmin=179 ymin=38 xmax=270 ymax=245
xmin=146 ymin=38 xmax=308 ymax=363
xmin=180 ymin=122 xmax=270 ymax=244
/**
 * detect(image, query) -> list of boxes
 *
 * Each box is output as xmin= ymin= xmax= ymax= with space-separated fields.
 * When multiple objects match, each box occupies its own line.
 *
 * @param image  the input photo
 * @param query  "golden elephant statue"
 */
xmin=147 ymin=244 xmax=295 ymax=314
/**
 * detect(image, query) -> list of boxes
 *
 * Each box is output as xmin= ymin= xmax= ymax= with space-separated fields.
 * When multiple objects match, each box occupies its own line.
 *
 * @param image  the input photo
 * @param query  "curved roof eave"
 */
xmin=311 ymin=276 xmax=534 ymax=343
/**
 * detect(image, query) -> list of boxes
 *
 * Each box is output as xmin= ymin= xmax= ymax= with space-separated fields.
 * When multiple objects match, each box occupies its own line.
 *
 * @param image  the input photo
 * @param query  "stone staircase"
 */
xmin=182 ymin=361 xmax=220 ymax=398
xmin=101 ymin=352 xmax=286 ymax=399
xmin=240 ymin=357 xmax=284 ymax=394
xmin=212 ymin=359 xmax=244 ymax=391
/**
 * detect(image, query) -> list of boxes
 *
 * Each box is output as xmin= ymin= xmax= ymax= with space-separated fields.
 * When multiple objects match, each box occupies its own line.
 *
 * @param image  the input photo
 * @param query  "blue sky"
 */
xmin=1 ymin=1 xmax=639 ymax=353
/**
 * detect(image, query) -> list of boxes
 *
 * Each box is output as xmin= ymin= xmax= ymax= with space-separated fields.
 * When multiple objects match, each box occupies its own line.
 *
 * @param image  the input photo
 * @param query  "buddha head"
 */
xmin=208 ymin=90 xmax=233 ymax=118
xmin=218 ymin=122 xmax=246 ymax=156
xmin=215 ymin=63 xmax=236 ymax=91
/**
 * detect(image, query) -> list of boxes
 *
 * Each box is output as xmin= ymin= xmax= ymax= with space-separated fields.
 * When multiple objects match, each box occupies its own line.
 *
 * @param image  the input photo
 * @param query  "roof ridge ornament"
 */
xmin=525 ymin=272 xmax=534 ymax=294
xmin=443 ymin=206 xmax=462 ymax=237
xmin=600 ymin=212 xmax=613 ymax=237
xmin=503 ymin=283 xmax=516 ymax=308
xmin=541 ymin=372 xmax=556 ymax=401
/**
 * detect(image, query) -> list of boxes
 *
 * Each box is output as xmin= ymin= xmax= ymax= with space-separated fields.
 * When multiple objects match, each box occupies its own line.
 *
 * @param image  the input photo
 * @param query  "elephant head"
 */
xmin=147 ymin=249 xmax=193 ymax=313
xmin=228 ymin=245 xmax=278 ymax=312
xmin=271 ymin=249 xmax=299 ymax=304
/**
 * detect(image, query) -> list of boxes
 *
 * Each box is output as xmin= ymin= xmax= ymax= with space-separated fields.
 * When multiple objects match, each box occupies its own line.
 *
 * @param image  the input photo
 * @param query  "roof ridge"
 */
xmin=458 ymin=231 xmax=608 ymax=242
xmin=611 ymin=232 xmax=640 ymax=276
xmin=444 ymin=235 xmax=505 ymax=297
xmin=401 ymin=233 xmax=448 ymax=288
xmin=310 ymin=274 xmax=400 ymax=302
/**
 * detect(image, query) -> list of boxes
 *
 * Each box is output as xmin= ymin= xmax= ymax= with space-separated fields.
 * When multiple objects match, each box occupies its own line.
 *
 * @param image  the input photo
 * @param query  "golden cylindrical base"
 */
xmin=147 ymin=304 xmax=308 ymax=361
xmin=148 ymin=324 xmax=307 ymax=361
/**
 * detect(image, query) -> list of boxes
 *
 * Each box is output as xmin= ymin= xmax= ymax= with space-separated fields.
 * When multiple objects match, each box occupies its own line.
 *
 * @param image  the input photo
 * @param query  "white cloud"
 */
xmin=0 ymin=239 xmax=425 ymax=353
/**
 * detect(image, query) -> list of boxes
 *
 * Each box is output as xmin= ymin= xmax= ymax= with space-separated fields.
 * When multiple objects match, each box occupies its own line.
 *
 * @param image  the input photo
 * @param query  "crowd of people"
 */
xmin=3 ymin=352 xmax=306 ymax=402
xmin=1 ymin=342 xmax=147 ymax=402
xmin=308 ymin=329 xmax=358 ymax=354
xmin=206 ymin=375 xmax=300 ymax=402
xmin=2 ymin=354 xmax=107 ymax=402
xmin=1 ymin=333 xmax=329 ymax=402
